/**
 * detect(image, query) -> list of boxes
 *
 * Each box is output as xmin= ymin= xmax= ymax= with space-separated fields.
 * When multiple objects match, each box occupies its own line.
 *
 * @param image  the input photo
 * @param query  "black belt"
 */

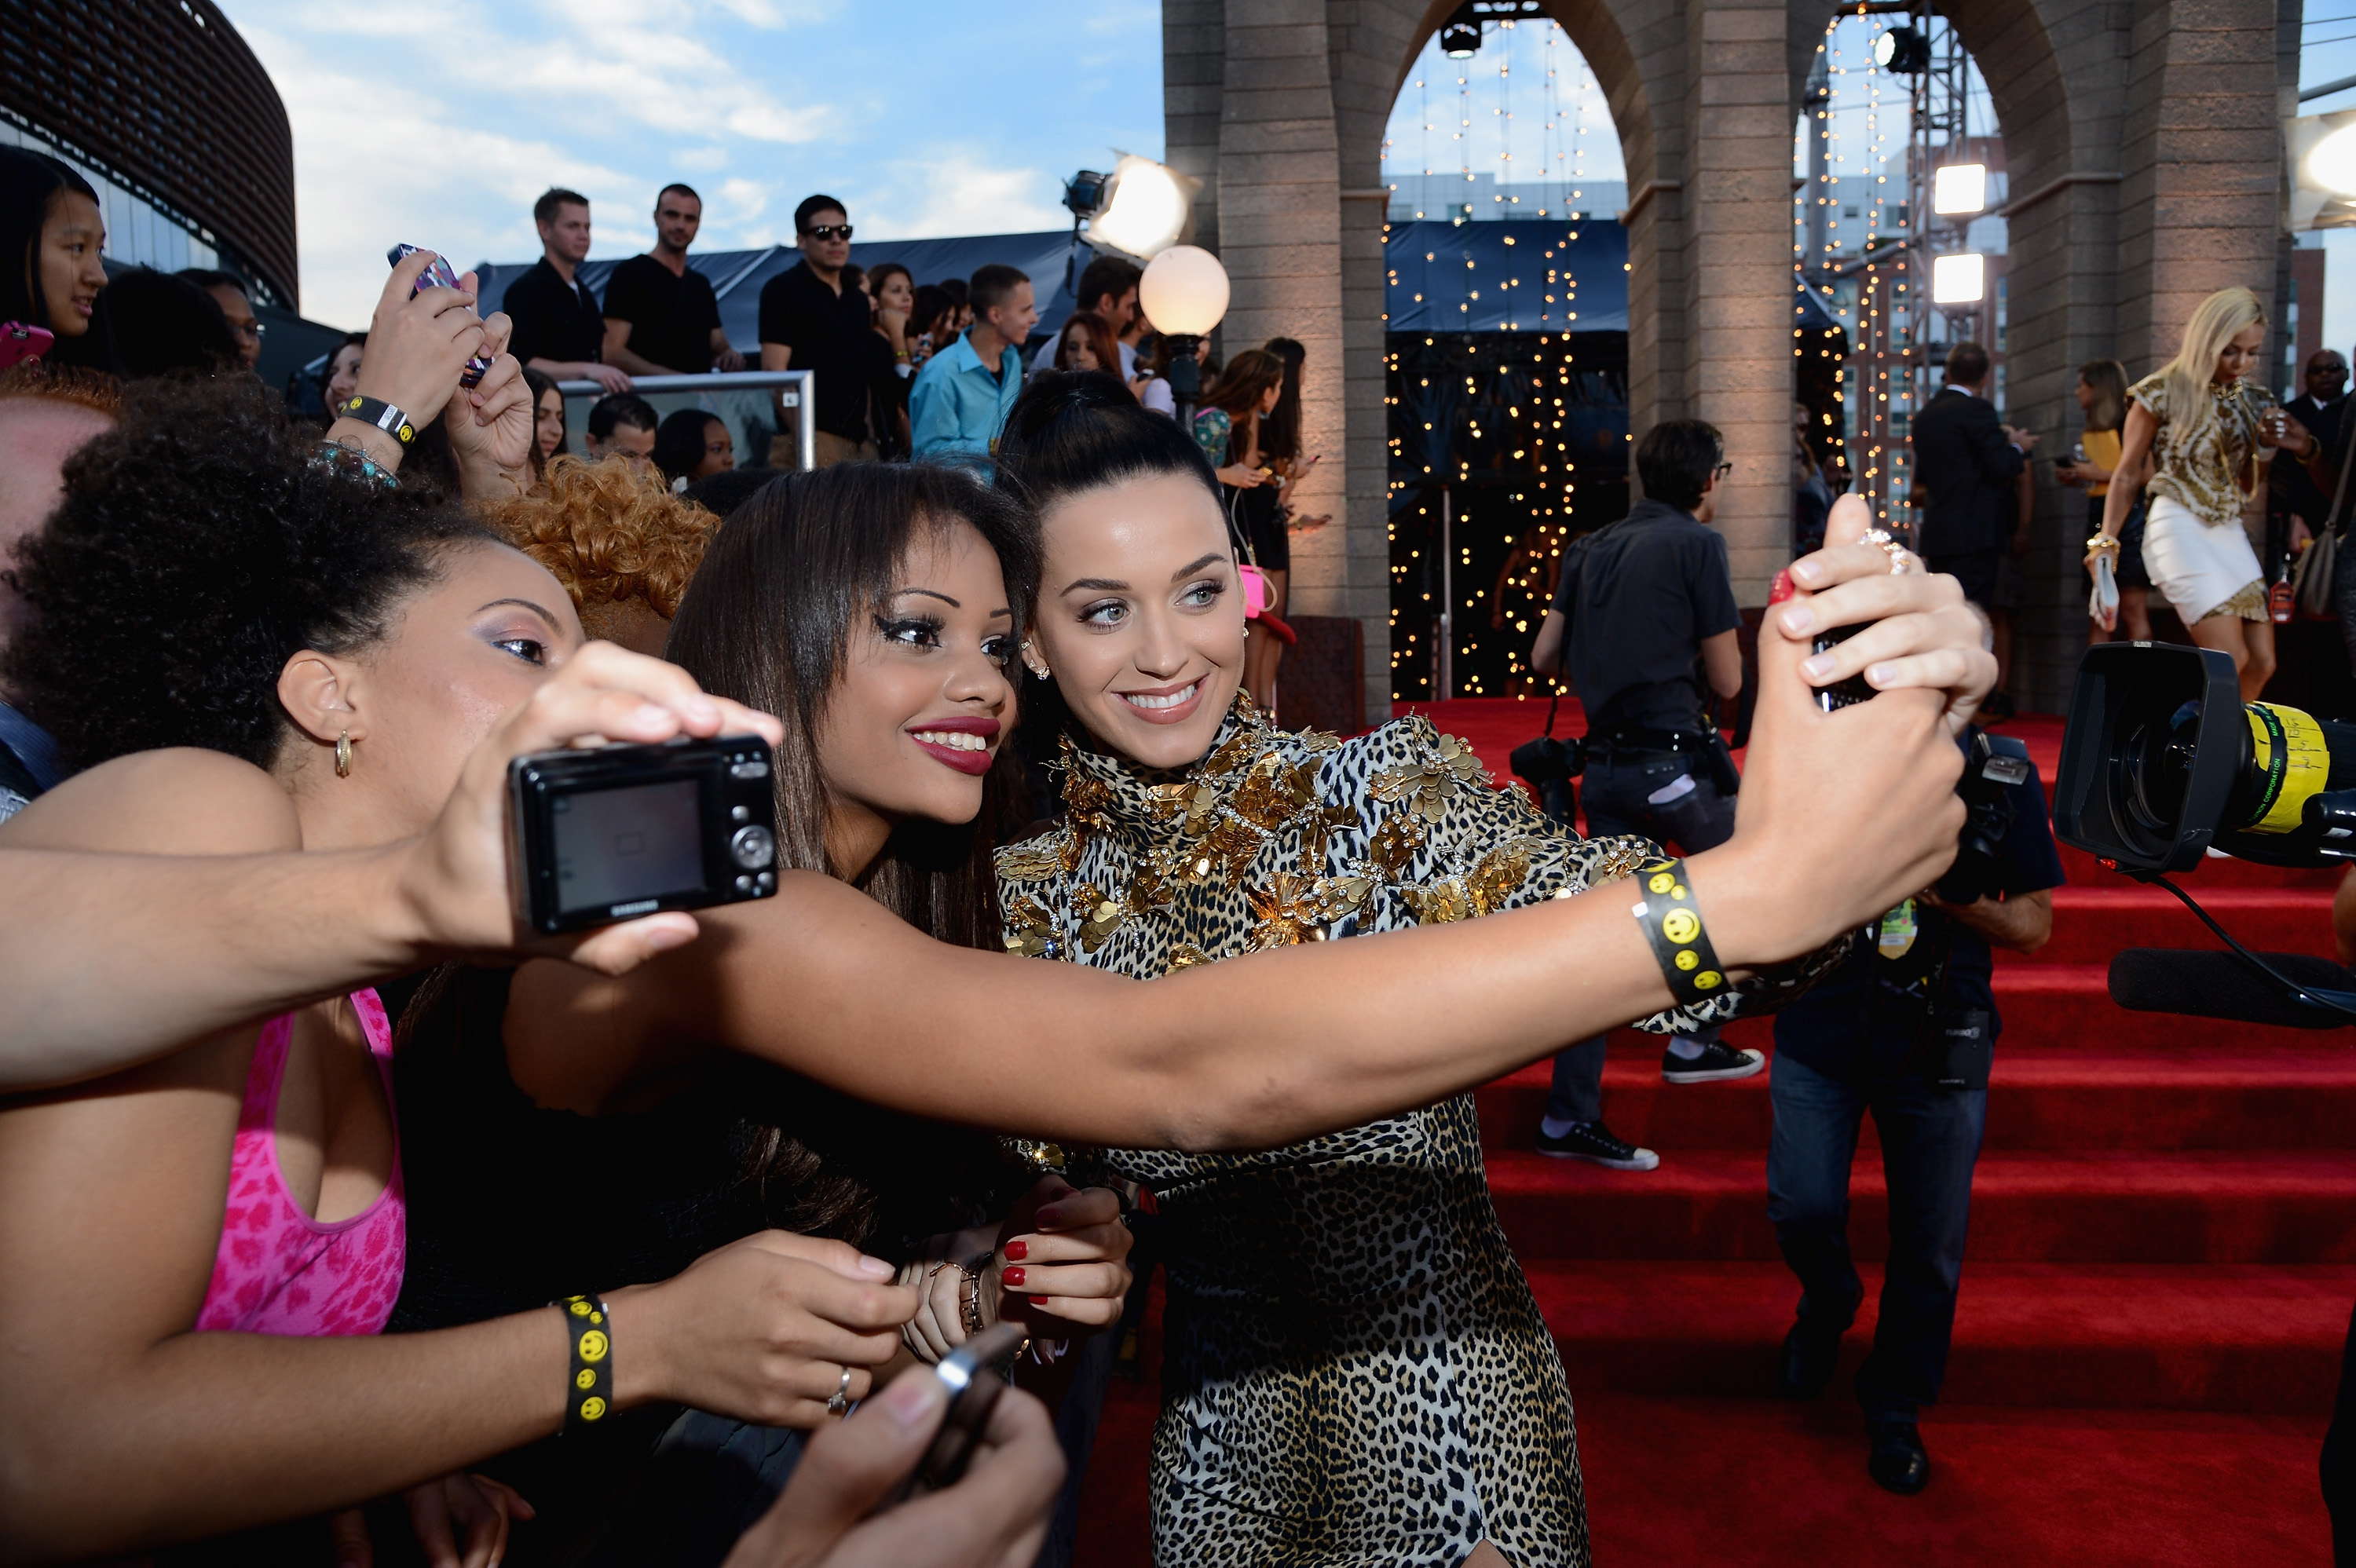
xmin=1594 ymin=727 xmax=1714 ymax=759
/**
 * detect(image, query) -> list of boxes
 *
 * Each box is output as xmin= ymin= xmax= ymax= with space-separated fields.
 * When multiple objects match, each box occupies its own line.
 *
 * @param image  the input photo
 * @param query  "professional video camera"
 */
xmin=2053 ymin=641 xmax=2356 ymax=1027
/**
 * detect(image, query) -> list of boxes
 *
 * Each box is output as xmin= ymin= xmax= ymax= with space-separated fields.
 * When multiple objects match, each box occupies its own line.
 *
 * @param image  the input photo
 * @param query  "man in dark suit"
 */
xmin=1909 ymin=342 xmax=2036 ymax=610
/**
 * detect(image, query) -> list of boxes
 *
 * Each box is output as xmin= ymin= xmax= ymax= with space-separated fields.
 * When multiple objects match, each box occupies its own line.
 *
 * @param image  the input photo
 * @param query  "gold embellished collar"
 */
xmin=1057 ymin=692 xmax=1275 ymax=842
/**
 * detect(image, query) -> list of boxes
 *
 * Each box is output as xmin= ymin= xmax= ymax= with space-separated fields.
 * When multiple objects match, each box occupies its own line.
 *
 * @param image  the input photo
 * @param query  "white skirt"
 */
xmin=2142 ymin=493 xmax=2265 ymax=623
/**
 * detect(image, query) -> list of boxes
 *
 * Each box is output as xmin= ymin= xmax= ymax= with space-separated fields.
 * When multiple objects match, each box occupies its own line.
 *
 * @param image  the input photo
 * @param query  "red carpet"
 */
xmin=1074 ymin=698 xmax=2350 ymax=1565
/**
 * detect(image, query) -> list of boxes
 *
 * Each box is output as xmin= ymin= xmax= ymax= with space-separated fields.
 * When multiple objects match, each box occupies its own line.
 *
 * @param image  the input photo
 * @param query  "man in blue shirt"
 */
xmin=1769 ymin=722 xmax=2062 ymax=1496
xmin=909 ymin=264 xmax=1037 ymax=464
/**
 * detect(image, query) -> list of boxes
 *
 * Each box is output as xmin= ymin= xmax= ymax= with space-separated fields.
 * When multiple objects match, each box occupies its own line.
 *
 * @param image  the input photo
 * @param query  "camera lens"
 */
xmin=2122 ymin=700 xmax=2202 ymax=835
xmin=729 ymin=824 xmax=776 ymax=871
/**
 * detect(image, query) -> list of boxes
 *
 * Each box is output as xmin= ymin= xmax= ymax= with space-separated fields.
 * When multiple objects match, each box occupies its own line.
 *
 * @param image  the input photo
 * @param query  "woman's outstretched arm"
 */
xmin=515 ymin=524 xmax=1982 ymax=1150
xmin=0 ymin=645 xmax=785 ymax=1091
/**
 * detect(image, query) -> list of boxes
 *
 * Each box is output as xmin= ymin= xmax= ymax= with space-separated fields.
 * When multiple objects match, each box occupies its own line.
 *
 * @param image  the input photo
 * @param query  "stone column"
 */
xmin=1216 ymin=2 xmax=1382 ymax=717
xmin=2116 ymin=0 xmax=2284 ymax=368
xmin=1675 ymin=0 xmax=1794 ymax=600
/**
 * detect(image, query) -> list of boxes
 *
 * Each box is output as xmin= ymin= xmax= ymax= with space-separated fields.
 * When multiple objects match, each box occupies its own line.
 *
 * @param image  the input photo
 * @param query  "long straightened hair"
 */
xmin=2155 ymin=286 xmax=2266 ymax=451
xmin=2078 ymin=359 xmax=2127 ymax=435
xmin=666 ymin=461 xmax=1040 ymax=948
xmin=662 ymin=462 xmax=1041 ymax=1245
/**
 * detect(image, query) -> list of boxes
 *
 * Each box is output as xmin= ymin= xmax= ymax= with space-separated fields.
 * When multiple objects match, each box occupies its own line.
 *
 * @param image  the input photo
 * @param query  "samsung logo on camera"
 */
xmin=609 ymin=899 xmax=661 ymax=916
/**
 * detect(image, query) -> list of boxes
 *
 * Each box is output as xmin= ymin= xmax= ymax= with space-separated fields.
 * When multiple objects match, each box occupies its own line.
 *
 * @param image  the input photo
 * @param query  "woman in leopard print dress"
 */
xmin=991 ymin=377 xmax=1857 ymax=1567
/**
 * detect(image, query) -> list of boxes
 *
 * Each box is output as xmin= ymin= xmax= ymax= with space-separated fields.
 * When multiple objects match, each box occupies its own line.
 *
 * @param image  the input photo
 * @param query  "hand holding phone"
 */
xmin=0 ymin=321 xmax=55 ymax=369
xmin=387 ymin=244 xmax=493 ymax=388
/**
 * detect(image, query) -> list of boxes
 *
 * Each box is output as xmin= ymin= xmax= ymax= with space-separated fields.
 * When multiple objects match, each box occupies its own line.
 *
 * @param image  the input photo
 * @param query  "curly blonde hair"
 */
xmin=485 ymin=453 xmax=717 ymax=633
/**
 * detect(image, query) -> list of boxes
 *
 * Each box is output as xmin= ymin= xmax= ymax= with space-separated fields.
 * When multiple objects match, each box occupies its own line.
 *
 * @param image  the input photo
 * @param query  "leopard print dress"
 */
xmin=997 ymin=697 xmax=1827 ymax=1568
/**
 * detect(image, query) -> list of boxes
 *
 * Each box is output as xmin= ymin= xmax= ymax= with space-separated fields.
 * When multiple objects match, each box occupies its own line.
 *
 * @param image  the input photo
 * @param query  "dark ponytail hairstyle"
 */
xmin=658 ymin=460 xmax=1039 ymax=1246
xmin=991 ymin=370 xmax=1227 ymax=762
xmin=3 ymin=375 xmax=496 ymax=772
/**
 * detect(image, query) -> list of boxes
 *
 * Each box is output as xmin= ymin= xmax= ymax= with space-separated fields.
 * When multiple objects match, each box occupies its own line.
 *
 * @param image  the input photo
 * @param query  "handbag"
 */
xmin=2294 ymin=430 xmax=2356 ymax=620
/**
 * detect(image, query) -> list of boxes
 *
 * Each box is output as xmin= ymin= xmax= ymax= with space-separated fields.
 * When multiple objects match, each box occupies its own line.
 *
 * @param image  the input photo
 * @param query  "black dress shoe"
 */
xmin=1779 ymin=1321 xmax=1839 ymax=1398
xmin=1867 ymin=1420 xmax=1932 ymax=1495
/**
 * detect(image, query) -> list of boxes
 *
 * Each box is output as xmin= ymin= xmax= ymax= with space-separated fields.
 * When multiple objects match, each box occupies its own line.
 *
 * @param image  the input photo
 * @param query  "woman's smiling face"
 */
xmin=810 ymin=518 xmax=1019 ymax=861
xmin=1031 ymin=470 xmax=1245 ymax=770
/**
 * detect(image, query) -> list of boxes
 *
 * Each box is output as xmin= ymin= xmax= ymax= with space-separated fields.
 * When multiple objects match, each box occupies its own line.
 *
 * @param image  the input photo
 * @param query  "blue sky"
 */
xmin=217 ymin=0 xmax=1165 ymax=327
xmin=2301 ymin=14 xmax=2356 ymax=360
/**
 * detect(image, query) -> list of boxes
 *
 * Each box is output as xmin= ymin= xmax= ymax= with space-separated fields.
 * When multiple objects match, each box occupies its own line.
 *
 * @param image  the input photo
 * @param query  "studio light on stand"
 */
xmin=1931 ymin=252 xmax=1986 ymax=305
xmin=1139 ymin=245 xmax=1229 ymax=427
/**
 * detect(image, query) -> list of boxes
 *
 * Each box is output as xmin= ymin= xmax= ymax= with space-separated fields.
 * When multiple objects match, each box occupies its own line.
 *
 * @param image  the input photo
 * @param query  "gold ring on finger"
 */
xmin=825 ymin=1365 xmax=853 ymax=1416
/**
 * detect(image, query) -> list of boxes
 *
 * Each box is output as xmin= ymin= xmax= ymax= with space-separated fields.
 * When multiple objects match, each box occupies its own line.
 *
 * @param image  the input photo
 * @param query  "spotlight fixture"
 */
xmin=1874 ymin=25 xmax=1931 ymax=73
xmin=1063 ymin=154 xmax=1201 ymax=259
xmin=1062 ymin=170 xmax=1110 ymax=220
xmin=1441 ymin=13 xmax=1482 ymax=58
xmin=1932 ymin=163 xmax=1988 ymax=217
xmin=1931 ymin=252 xmax=1986 ymax=305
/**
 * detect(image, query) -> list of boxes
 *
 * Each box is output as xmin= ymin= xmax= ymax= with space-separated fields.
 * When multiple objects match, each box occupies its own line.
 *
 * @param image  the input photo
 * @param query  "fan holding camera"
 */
xmin=1765 ymin=637 xmax=2062 ymax=1497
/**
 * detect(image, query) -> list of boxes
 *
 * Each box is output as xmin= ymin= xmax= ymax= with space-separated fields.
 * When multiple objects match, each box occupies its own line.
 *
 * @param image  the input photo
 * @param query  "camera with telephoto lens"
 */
xmin=508 ymin=735 xmax=780 ymax=934
xmin=2053 ymin=641 xmax=2356 ymax=873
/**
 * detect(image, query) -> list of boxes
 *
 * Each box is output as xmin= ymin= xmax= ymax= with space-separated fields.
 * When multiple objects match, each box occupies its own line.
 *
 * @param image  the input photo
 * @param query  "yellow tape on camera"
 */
xmin=2244 ymin=704 xmax=2329 ymax=835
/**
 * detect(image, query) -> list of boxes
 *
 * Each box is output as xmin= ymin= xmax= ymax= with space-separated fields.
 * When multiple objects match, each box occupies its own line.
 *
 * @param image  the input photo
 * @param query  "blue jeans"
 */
xmin=1765 ymin=1049 xmax=1987 ymax=1422
xmin=1543 ymin=751 xmax=1736 ymax=1125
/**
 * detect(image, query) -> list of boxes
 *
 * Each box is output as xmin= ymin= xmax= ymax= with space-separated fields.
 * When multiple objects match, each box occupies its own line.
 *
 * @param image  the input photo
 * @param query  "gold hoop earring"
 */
xmin=335 ymin=729 xmax=353 ymax=778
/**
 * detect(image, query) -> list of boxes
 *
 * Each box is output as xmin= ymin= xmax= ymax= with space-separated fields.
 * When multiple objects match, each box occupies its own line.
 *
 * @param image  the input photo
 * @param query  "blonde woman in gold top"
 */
xmin=990 ymin=373 xmax=1997 ymax=1568
xmin=2087 ymin=287 xmax=2296 ymax=700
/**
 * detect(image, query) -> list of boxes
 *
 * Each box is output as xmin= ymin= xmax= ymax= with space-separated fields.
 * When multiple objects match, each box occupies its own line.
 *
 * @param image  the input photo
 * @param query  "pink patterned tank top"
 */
xmin=195 ymin=989 xmax=404 ymax=1336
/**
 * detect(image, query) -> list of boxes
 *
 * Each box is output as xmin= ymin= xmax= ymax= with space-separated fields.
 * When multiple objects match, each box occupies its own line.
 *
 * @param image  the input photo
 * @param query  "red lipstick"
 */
xmin=907 ymin=715 xmax=1001 ymax=777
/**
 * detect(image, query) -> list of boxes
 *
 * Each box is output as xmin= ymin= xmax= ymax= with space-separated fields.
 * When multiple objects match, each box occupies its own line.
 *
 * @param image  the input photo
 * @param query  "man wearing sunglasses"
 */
xmin=1524 ymin=419 xmax=1760 ymax=1171
xmin=758 ymin=194 xmax=878 ymax=466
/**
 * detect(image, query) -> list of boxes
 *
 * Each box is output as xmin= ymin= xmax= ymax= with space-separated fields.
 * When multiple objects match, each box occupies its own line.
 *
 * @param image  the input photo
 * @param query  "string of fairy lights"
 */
xmin=1378 ymin=17 xmax=1623 ymax=699
xmin=1797 ymin=8 xmax=2002 ymax=524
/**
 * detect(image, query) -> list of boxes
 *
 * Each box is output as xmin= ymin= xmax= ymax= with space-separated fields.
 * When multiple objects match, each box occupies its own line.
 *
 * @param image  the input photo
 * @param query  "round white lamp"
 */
xmin=1139 ymin=246 xmax=1231 ymax=422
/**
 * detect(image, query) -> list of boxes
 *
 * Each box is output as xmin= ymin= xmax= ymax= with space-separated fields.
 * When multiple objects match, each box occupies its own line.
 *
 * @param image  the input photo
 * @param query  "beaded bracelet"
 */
xmin=1630 ymin=857 xmax=1726 ymax=1007
xmin=309 ymin=440 xmax=397 ymax=491
xmin=557 ymin=1292 xmax=613 ymax=1437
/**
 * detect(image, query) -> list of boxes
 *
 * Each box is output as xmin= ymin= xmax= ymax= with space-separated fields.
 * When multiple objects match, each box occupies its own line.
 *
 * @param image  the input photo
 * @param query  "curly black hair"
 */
xmin=3 ymin=375 xmax=498 ymax=773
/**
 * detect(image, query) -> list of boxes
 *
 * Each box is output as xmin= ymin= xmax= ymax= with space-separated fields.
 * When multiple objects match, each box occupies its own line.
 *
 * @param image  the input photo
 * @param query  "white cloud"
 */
xmin=213 ymin=0 xmax=1165 ymax=324
xmin=860 ymin=155 xmax=1070 ymax=239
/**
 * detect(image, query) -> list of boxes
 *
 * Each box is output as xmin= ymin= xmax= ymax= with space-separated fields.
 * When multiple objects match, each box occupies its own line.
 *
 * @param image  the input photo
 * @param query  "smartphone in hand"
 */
xmin=386 ymin=243 xmax=492 ymax=387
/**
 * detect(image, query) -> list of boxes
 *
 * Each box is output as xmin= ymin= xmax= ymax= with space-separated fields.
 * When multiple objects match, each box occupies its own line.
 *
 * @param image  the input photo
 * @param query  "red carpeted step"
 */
xmin=2002 ymin=886 xmax=2340 ymax=966
xmin=1474 ymin=1043 xmax=2356 ymax=1153
xmin=1486 ymin=1148 xmax=2356 ymax=1263
xmin=1573 ymin=1391 xmax=2332 ymax=1567
xmin=1526 ymin=1259 xmax=2354 ymax=1413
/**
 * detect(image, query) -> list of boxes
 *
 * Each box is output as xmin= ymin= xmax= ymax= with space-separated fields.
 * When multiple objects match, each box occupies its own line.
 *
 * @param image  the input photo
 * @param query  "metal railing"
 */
xmin=554 ymin=370 xmax=816 ymax=472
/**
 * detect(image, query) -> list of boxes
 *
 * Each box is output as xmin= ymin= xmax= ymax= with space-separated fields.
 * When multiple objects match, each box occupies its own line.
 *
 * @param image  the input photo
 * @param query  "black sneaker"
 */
xmin=1535 ymin=1120 xmax=1660 ymax=1171
xmin=1662 ymin=1040 xmax=1766 ymax=1084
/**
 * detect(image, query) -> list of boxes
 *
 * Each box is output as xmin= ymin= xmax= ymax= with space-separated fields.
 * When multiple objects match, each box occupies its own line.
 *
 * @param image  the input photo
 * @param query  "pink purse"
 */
xmin=1238 ymin=562 xmax=1273 ymax=618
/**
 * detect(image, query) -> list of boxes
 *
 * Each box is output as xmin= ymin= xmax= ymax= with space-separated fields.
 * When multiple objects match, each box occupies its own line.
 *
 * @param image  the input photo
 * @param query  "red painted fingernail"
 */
xmin=1004 ymin=1240 xmax=1028 ymax=1261
xmin=1768 ymin=569 xmax=1795 ymax=605
xmin=1030 ymin=1296 xmax=1051 ymax=1307
xmin=1001 ymin=1266 xmax=1025 ymax=1287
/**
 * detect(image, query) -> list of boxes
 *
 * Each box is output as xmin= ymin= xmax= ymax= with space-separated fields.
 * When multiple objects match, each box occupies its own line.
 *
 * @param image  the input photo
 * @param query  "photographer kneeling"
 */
xmin=1766 ymin=609 xmax=2061 ymax=1495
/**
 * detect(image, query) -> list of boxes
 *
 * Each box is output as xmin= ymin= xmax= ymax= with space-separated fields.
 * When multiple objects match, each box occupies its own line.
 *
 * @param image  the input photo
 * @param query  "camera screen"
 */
xmin=551 ymin=779 xmax=707 ymax=915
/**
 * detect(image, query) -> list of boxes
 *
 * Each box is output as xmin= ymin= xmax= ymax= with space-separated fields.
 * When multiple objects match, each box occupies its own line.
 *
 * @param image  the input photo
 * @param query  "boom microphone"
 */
xmin=2109 ymin=948 xmax=2356 ymax=1029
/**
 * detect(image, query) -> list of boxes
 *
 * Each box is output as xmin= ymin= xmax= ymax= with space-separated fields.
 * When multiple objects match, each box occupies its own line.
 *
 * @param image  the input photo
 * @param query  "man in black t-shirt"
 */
xmin=756 ymin=193 xmax=876 ymax=466
xmin=1527 ymin=419 xmax=1757 ymax=1171
xmin=1768 ymin=726 xmax=2060 ymax=1497
xmin=504 ymin=188 xmax=630 ymax=394
xmin=601 ymin=184 xmax=745 ymax=378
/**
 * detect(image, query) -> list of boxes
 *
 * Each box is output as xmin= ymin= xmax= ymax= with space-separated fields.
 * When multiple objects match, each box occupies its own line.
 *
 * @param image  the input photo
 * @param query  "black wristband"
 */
xmin=335 ymin=393 xmax=418 ymax=446
xmin=1630 ymin=857 xmax=1727 ymax=1007
xmin=558 ymin=1292 xmax=613 ymax=1436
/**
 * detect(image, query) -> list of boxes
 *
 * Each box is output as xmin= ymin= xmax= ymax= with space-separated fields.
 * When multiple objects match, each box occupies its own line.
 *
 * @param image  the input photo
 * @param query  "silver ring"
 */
xmin=825 ymin=1365 xmax=853 ymax=1416
xmin=1860 ymin=528 xmax=1918 ymax=575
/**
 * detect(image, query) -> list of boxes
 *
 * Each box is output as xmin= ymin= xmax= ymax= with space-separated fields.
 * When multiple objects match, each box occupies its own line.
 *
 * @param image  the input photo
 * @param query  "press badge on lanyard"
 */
xmin=1875 ymin=898 xmax=1919 ymax=961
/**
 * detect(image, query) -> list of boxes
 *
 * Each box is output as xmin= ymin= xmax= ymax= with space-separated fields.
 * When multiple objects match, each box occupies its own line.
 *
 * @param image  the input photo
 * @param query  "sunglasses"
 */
xmin=802 ymin=224 xmax=854 ymax=241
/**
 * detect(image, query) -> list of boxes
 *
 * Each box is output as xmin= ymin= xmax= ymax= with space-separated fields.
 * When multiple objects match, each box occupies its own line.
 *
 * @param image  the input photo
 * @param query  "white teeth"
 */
xmin=913 ymin=729 xmax=988 ymax=751
xmin=1122 ymin=682 xmax=1199 ymax=712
